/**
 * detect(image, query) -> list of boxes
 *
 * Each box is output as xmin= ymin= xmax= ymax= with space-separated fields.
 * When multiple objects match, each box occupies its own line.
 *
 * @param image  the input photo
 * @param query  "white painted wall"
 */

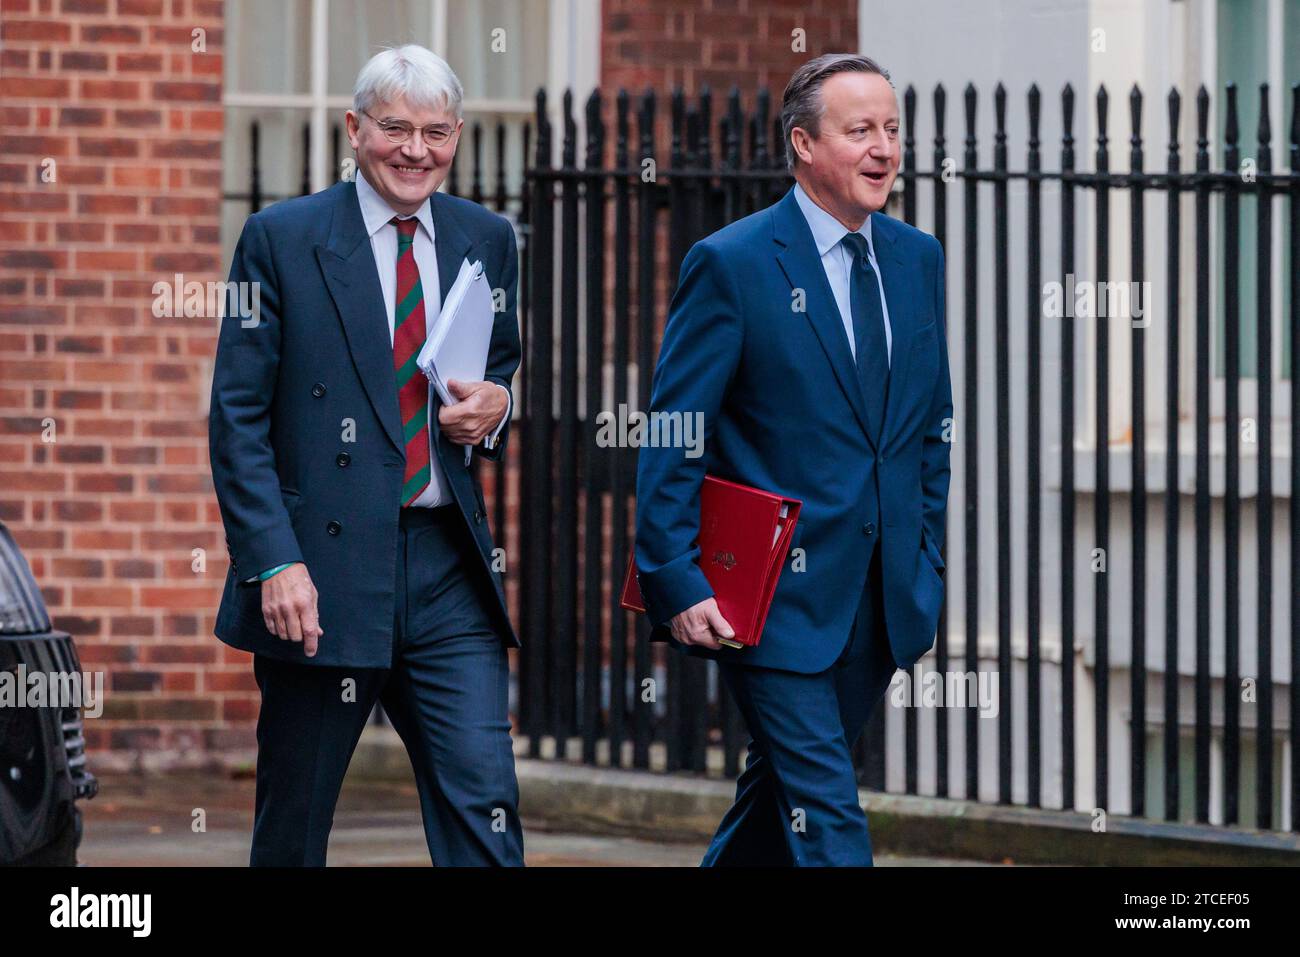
xmin=859 ymin=0 xmax=1292 ymax=826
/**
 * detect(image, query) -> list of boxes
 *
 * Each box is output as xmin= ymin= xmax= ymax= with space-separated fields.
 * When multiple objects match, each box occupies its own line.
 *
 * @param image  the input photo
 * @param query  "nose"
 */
xmin=400 ymin=134 xmax=430 ymax=163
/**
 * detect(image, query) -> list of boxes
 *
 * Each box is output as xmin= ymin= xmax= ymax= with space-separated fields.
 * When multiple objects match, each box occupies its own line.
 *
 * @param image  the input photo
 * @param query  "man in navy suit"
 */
xmin=209 ymin=45 xmax=523 ymax=866
xmin=635 ymin=53 xmax=952 ymax=866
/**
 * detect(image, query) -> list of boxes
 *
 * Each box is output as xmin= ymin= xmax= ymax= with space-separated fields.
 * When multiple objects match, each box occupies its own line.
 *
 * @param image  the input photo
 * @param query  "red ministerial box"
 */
xmin=621 ymin=475 xmax=802 ymax=649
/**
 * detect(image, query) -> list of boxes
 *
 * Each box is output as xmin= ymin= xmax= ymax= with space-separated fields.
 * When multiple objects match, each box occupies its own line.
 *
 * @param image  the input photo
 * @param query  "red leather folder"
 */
xmin=620 ymin=475 xmax=802 ymax=649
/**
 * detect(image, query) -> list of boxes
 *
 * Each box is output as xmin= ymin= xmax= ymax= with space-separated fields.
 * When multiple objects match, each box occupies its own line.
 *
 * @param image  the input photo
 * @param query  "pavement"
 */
xmin=75 ymin=728 xmax=1300 ymax=867
xmin=76 ymin=770 xmax=1001 ymax=867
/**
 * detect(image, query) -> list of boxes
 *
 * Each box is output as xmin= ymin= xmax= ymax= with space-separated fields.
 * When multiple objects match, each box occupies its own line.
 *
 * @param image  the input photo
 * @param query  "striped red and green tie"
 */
xmin=392 ymin=217 xmax=431 ymax=506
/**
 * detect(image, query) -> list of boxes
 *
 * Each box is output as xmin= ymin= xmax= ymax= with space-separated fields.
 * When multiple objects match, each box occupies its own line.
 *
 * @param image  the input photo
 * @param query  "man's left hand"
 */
xmin=438 ymin=379 xmax=507 ymax=445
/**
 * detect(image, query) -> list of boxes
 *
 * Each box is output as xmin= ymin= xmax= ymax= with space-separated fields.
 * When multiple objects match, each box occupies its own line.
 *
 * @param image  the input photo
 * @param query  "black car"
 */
xmin=0 ymin=520 xmax=97 ymax=866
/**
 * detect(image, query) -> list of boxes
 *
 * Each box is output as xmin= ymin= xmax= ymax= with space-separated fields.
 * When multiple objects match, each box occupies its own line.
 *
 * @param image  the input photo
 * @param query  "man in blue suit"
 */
xmin=209 ymin=45 xmax=523 ymax=866
xmin=634 ymin=53 xmax=952 ymax=866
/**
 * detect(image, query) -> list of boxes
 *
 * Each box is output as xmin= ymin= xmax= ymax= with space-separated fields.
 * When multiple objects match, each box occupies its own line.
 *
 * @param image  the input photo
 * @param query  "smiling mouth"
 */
xmin=861 ymin=170 xmax=888 ymax=183
xmin=390 ymin=164 xmax=431 ymax=175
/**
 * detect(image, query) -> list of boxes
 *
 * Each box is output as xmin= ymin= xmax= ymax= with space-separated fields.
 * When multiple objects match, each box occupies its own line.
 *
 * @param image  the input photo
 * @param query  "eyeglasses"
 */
xmin=361 ymin=109 xmax=457 ymax=148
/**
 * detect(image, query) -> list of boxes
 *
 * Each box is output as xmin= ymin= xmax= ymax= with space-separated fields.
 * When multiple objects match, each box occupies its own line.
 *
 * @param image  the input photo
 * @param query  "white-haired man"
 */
xmin=209 ymin=45 xmax=524 ymax=866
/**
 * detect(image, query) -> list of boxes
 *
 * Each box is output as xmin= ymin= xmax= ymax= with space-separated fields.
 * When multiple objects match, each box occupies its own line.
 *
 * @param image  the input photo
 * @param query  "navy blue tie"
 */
xmin=842 ymin=231 xmax=890 ymax=442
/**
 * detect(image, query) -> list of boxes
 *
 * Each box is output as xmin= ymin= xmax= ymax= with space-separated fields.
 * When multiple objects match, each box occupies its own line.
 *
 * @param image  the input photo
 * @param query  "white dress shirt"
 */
xmin=792 ymin=181 xmax=892 ymax=367
xmin=355 ymin=169 xmax=509 ymax=508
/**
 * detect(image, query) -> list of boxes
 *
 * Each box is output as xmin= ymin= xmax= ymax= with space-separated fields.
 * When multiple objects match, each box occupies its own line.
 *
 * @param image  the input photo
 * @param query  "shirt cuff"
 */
xmin=257 ymin=562 xmax=296 ymax=581
xmin=482 ymin=382 xmax=511 ymax=449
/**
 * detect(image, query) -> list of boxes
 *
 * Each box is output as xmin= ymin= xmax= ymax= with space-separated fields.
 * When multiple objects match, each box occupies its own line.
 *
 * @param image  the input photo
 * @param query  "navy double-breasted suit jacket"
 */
xmin=209 ymin=181 xmax=521 ymax=668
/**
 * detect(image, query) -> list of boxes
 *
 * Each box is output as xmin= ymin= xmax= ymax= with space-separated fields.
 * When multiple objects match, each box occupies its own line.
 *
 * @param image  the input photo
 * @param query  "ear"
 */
xmin=345 ymin=111 xmax=361 ymax=151
xmin=791 ymin=126 xmax=815 ymax=166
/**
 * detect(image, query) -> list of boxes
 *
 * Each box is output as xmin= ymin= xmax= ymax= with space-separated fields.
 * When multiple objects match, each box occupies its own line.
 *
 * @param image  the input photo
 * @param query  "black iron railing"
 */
xmin=515 ymin=80 xmax=1300 ymax=835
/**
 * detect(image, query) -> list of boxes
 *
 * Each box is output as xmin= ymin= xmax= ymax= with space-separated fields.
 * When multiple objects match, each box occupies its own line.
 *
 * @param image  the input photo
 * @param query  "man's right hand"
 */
xmin=667 ymin=597 xmax=734 ymax=650
xmin=261 ymin=563 xmax=322 ymax=657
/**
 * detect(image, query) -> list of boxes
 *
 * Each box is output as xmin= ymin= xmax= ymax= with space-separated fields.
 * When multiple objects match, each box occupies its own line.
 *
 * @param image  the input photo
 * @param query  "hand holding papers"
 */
xmin=416 ymin=258 xmax=495 ymax=465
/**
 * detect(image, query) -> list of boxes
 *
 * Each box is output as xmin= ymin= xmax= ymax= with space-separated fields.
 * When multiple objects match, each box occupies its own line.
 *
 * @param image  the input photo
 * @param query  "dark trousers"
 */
xmin=249 ymin=505 xmax=523 ymax=866
xmin=701 ymin=543 xmax=898 ymax=866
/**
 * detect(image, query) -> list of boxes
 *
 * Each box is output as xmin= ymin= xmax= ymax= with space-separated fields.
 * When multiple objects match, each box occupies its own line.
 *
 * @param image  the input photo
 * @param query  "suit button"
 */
xmin=863 ymin=523 xmax=875 ymax=536
xmin=336 ymin=451 xmax=350 ymax=467
xmin=474 ymin=509 xmax=483 ymax=525
xmin=312 ymin=382 xmax=326 ymax=397
xmin=326 ymin=521 xmax=342 ymax=536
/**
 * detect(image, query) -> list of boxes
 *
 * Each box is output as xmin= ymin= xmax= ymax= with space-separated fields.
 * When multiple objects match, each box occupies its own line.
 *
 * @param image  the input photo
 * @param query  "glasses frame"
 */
xmin=360 ymin=109 xmax=458 ymax=149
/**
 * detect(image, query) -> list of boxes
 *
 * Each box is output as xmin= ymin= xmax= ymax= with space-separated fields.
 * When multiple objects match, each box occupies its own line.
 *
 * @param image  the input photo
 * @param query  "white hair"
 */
xmin=352 ymin=44 xmax=463 ymax=119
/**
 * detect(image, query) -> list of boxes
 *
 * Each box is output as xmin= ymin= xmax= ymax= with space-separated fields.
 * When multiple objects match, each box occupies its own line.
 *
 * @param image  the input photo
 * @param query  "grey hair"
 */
xmin=781 ymin=53 xmax=892 ymax=170
xmin=353 ymin=44 xmax=464 ymax=120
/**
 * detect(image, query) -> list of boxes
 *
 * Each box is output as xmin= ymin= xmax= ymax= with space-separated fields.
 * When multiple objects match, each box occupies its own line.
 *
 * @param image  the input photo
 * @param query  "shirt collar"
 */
xmin=355 ymin=168 xmax=436 ymax=242
xmin=792 ymin=181 xmax=874 ymax=259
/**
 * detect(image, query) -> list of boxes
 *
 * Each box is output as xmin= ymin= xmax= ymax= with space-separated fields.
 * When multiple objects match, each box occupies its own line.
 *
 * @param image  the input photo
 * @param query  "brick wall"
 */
xmin=602 ymin=0 xmax=859 ymax=145
xmin=0 ymin=0 xmax=860 ymax=767
xmin=0 ymin=0 xmax=234 ymax=766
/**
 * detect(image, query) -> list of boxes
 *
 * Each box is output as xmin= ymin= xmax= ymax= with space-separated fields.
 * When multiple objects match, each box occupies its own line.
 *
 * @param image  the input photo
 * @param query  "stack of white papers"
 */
xmin=416 ymin=258 xmax=496 ymax=464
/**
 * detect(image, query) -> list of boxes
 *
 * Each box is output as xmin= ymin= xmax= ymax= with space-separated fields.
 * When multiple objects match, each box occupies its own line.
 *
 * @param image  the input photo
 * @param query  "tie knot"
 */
xmin=392 ymin=217 xmax=419 ymax=243
xmin=841 ymin=231 xmax=870 ymax=262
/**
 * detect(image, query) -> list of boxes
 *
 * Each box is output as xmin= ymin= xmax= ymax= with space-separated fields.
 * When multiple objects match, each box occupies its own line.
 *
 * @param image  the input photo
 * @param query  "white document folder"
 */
xmin=416 ymin=258 xmax=495 ymax=465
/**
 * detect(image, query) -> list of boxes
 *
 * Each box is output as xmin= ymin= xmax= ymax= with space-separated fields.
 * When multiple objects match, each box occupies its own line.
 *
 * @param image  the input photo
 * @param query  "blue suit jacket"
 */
xmin=209 ymin=181 xmax=521 ymax=668
xmin=634 ymin=186 xmax=952 ymax=673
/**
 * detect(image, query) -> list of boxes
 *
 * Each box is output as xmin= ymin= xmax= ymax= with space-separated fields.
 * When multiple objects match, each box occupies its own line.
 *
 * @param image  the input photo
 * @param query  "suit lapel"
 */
xmin=871 ymin=215 xmax=919 ymax=450
xmin=771 ymin=188 xmax=877 ymax=452
xmin=315 ymin=181 xmax=405 ymax=456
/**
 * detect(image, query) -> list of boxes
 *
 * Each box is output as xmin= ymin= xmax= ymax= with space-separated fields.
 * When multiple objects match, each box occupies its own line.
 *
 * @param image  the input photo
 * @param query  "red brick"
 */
xmin=75 ymin=472 xmax=134 ymax=493
xmin=206 ymin=669 xmax=257 ymax=693
xmin=53 ymin=388 xmax=104 ymax=409
xmin=111 ymin=558 xmax=155 ymax=578
xmin=55 ymin=221 xmax=107 ymax=243
xmin=117 ymin=0 xmax=164 ymax=13
xmin=51 ymin=614 xmax=102 ymax=635
xmin=76 ymin=136 xmax=139 ymax=158
xmin=52 ymin=557 xmax=105 ymax=578
xmin=73 ymin=417 xmax=135 ymax=438
xmin=77 ymin=193 xmax=139 ymax=215
xmin=143 ymin=643 xmax=215 ymax=664
xmin=112 ymin=223 xmax=161 ymax=243
xmin=81 ymin=23 xmax=143 ymax=43
xmin=152 ymin=80 xmax=219 ymax=102
xmin=74 ymin=249 xmax=139 ymax=270
xmin=70 ymin=529 xmax=134 ymax=550
xmin=116 ymin=51 xmax=163 ymax=71
xmin=113 ymin=108 xmax=161 ymax=128
xmin=71 ymin=585 xmax=133 ymax=607
xmin=13 ymin=528 xmax=65 ymax=550
xmin=81 ymin=637 xmax=142 ymax=657
xmin=163 ymin=671 xmax=197 ymax=692
xmin=137 ymin=696 xmax=217 ymax=720
xmin=53 ymin=443 xmax=105 ymax=464
xmin=54 ymin=499 xmax=104 ymax=521
xmin=108 ymin=499 xmax=155 ymax=521
xmin=221 ymin=698 xmax=258 ymax=722
xmin=59 ymin=51 xmax=109 ymax=71
xmin=80 ymin=79 xmax=141 ymax=100
xmin=2 ymin=19 xmax=72 ymax=41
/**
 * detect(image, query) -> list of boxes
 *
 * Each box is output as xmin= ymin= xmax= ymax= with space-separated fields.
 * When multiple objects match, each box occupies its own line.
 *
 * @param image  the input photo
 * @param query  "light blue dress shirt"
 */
xmin=791 ymin=181 xmax=892 ymax=367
